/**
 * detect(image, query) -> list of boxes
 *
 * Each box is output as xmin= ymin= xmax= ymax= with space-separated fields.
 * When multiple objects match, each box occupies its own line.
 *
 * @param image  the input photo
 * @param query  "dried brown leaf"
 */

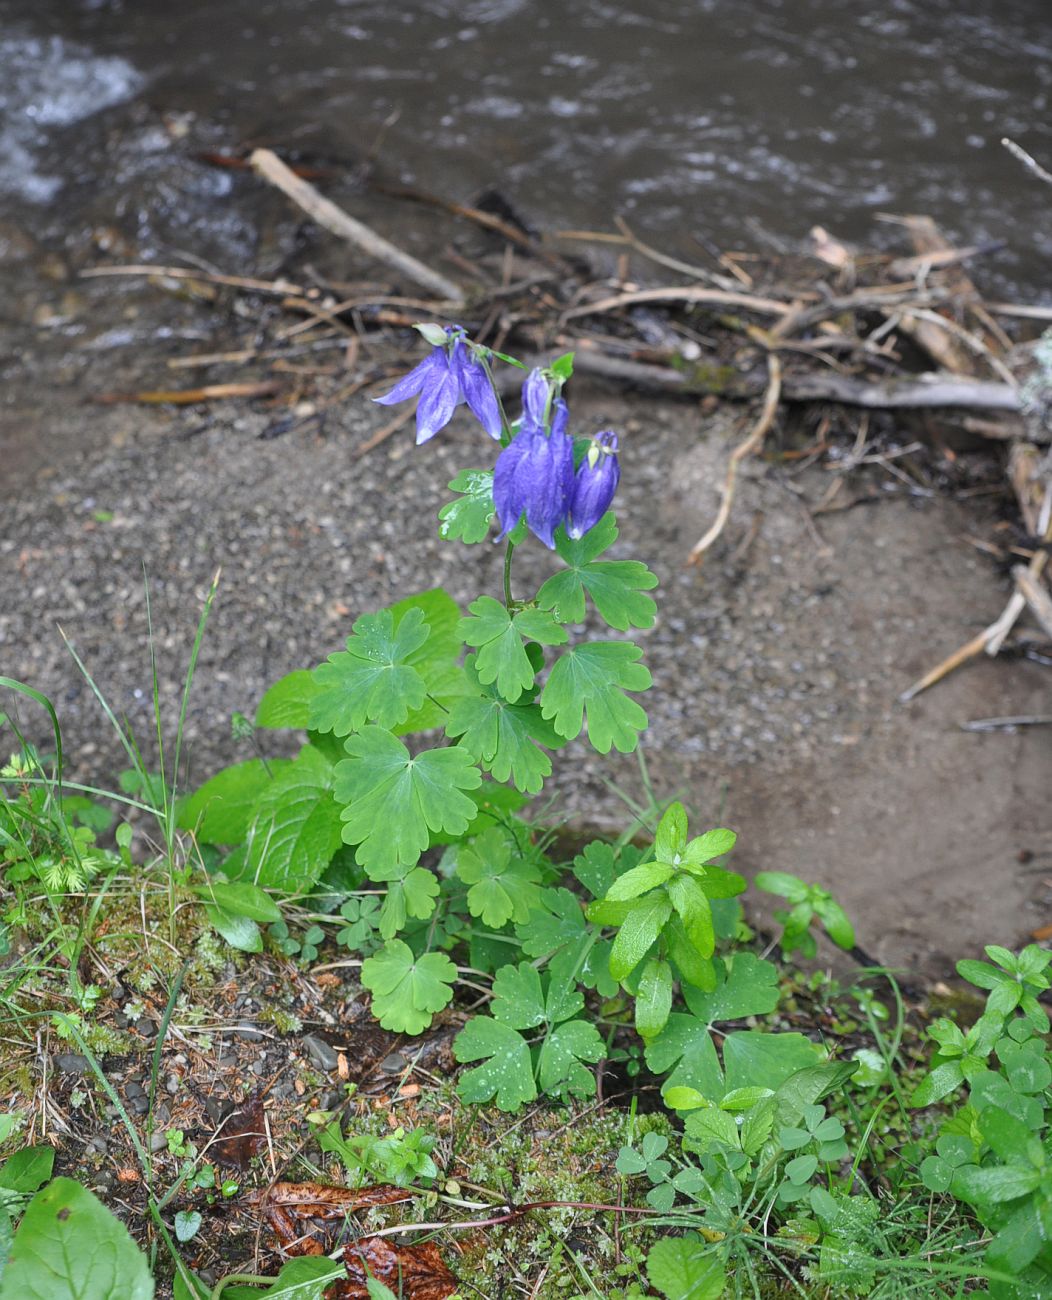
xmin=329 ymin=1237 xmax=457 ymax=1299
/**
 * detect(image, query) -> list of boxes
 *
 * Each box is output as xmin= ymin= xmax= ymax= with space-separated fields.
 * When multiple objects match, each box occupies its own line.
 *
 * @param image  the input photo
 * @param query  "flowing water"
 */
xmin=3 ymin=0 xmax=1052 ymax=290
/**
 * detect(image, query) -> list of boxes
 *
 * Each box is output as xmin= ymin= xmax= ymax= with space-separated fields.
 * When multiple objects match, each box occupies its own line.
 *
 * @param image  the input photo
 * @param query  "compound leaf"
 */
xmin=541 ymin=642 xmax=651 ymax=753
xmin=360 ymin=941 xmax=456 ymax=1035
xmin=539 ymin=514 xmax=658 ymax=630
xmin=334 ymin=727 xmax=481 ymax=872
xmin=453 ymin=1017 xmax=536 ymax=1111
xmin=538 ymin=1018 xmax=604 ymax=1099
xmin=456 ymin=828 xmax=543 ymax=928
xmin=459 ymin=596 xmax=567 ymax=703
xmin=310 ymin=607 xmax=429 ymax=735
xmin=490 ymin=962 xmax=547 ymax=1030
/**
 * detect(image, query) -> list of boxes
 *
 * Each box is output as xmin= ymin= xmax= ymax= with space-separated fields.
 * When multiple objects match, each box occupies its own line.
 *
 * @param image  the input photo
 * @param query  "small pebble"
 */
xmin=165 ymin=1074 xmax=179 ymax=1095
xmin=55 ymin=1053 xmax=90 ymax=1074
xmin=235 ymin=1021 xmax=265 ymax=1042
xmin=381 ymin=1052 xmax=408 ymax=1075
xmin=130 ymin=1095 xmax=150 ymax=1116
xmin=149 ymin=1131 xmax=168 ymax=1153
xmin=87 ymin=1136 xmax=108 ymax=1156
xmin=302 ymin=1034 xmax=339 ymax=1073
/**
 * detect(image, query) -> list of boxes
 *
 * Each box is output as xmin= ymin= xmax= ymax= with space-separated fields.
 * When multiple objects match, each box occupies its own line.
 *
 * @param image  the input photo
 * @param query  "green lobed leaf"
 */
xmin=334 ymin=727 xmax=481 ymax=872
xmin=368 ymin=864 xmax=441 ymax=939
xmin=445 ymin=659 xmax=562 ymax=794
xmin=538 ymin=514 xmax=658 ymax=631
xmin=389 ymin=589 xmax=470 ymax=734
xmin=456 ymin=828 xmax=543 ymax=928
xmin=541 ymin=641 xmax=651 ymax=753
xmin=459 ymin=596 xmax=567 ymax=703
xmin=438 ymin=469 xmax=497 ymax=544
xmin=309 ymin=607 xmax=429 ymax=735
xmin=453 ymin=1017 xmax=536 ymax=1111
xmin=360 ymin=941 xmax=457 ymax=1035
xmin=647 ymin=1015 xmax=724 ymax=1102
xmin=682 ymin=953 xmax=780 ymax=1026
xmin=537 ymin=1019 xmax=604 ymax=1100
xmin=1 ymin=1177 xmax=153 ymax=1300
xmin=489 ymin=962 xmax=547 ymax=1030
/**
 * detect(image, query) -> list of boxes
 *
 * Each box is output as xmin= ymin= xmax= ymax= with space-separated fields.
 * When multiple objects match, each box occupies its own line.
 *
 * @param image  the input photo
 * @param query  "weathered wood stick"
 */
xmin=250 ymin=148 xmax=465 ymax=304
xmin=1013 ymin=566 xmax=1052 ymax=642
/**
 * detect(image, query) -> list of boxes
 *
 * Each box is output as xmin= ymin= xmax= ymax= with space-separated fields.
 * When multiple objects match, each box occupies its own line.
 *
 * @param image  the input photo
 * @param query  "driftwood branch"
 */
xmin=250 ymin=148 xmax=465 ymax=304
xmin=687 ymin=353 xmax=783 ymax=565
xmin=1002 ymin=137 xmax=1052 ymax=187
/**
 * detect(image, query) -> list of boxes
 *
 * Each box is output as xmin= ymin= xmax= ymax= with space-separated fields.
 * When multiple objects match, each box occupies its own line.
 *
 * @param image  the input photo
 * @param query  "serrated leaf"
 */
xmin=390 ymin=589 xmax=470 ymax=734
xmin=240 ymin=746 xmax=343 ymax=891
xmin=609 ymin=893 xmax=672 ymax=981
xmin=255 ymin=670 xmax=319 ymax=729
xmin=438 ymin=469 xmax=497 ymax=543
xmin=334 ymin=727 xmax=481 ymax=871
xmin=177 ymin=759 xmax=288 ymax=845
xmin=457 ymin=828 xmax=542 ymax=928
xmin=517 ymin=888 xmax=587 ymax=958
xmin=459 ymin=597 xmax=567 ymax=703
xmin=572 ymin=841 xmax=624 ymax=898
xmin=685 ymin=1108 xmax=740 ymax=1150
xmin=647 ymin=1235 xmax=726 ymax=1300
xmin=453 ymin=1017 xmax=536 ymax=1111
xmin=541 ymin=642 xmax=651 ymax=753
xmin=310 ymin=608 xmax=429 ymax=735
xmin=538 ymin=1019 xmax=604 ymax=1099
xmin=1 ymin=1177 xmax=153 ymax=1300
xmin=538 ymin=514 xmax=658 ymax=630
xmin=682 ymin=953 xmax=780 ymax=1026
xmin=445 ymin=662 xmax=562 ymax=794
xmin=360 ymin=941 xmax=456 ymax=1035
xmin=654 ymin=803 xmax=689 ymax=862
xmin=681 ymin=828 xmax=737 ymax=867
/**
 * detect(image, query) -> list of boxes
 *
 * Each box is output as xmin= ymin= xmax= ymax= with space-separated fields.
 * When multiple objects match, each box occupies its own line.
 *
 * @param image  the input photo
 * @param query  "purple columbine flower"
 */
xmin=373 ymin=329 xmax=502 ymax=444
xmin=567 ymin=431 xmax=620 ymax=539
xmin=494 ymin=396 xmax=574 ymax=549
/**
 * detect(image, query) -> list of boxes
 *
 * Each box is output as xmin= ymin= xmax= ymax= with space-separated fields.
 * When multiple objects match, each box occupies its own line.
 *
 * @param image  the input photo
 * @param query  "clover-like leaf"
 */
xmin=360 ymin=940 xmax=457 ymax=1035
xmin=459 ymin=597 xmax=567 ymax=703
xmin=453 ymin=1017 xmax=537 ymax=1111
xmin=445 ymin=659 xmax=563 ymax=793
xmin=310 ymin=608 xmax=429 ymax=735
xmin=538 ymin=514 xmax=658 ymax=630
xmin=334 ymin=727 xmax=481 ymax=871
xmin=541 ymin=641 xmax=651 ymax=753
xmin=438 ymin=469 xmax=497 ymax=544
xmin=367 ymin=863 xmax=441 ymax=939
xmin=456 ymin=827 xmax=543 ymax=928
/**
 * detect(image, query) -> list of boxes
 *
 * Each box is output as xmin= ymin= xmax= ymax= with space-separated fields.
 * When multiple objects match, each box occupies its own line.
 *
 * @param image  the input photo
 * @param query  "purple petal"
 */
xmin=456 ymin=349 xmax=503 ymax=439
xmin=567 ymin=431 xmax=620 ymax=539
xmin=494 ymin=425 xmax=574 ymax=548
xmin=414 ymin=359 xmax=461 ymax=443
xmin=372 ymin=350 xmax=441 ymax=406
xmin=550 ymin=396 xmax=569 ymax=440
xmin=521 ymin=368 xmax=551 ymax=429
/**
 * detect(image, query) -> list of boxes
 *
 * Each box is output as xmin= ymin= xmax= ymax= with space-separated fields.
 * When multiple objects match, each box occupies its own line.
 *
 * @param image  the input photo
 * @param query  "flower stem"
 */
xmin=502 ymin=539 xmax=516 ymax=607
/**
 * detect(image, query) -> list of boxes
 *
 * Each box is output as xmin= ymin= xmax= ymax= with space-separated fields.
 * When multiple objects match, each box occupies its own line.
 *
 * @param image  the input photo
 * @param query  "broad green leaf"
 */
xmin=647 ymin=1235 xmax=726 ymax=1300
xmin=980 ymin=1106 xmax=1036 ymax=1164
xmin=956 ymin=959 xmax=1009 ymax=991
xmin=953 ymin=1164 xmax=1042 ymax=1206
xmin=683 ymin=953 xmax=780 ymax=1025
xmin=666 ymin=874 xmax=714 ymax=958
xmin=685 ymin=1107 xmax=741 ymax=1151
xmin=334 ymin=727 xmax=481 ymax=872
xmin=360 ymin=941 xmax=456 ymax=1035
xmin=456 ymin=828 xmax=542 ymax=928
xmin=774 ymin=1062 xmax=864 ymax=1123
xmin=259 ymin=1257 xmax=344 ymax=1298
xmin=646 ymin=1015 xmax=724 ymax=1101
xmin=665 ymin=917 xmax=717 ymax=992
xmin=310 ymin=608 xmax=429 ymax=735
xmin=1 ymin=1177 xmax=153 ymax=1300
xmin=445 ymin=662 xmax=562 ymax=793
xmin=0 ymin=1148 xmax=53 ymax=1195
xmin=754 ymin=871 xmax=809 ymax=902
xmin=609 ymin=893 xmax=672 ymax=981
xmin=177 ymin=759 xmax=287 ymax=845
xmin=541 ymin=641 xmax=650 ymax=753
xmin=204 ymin=905 xmax=262 ymax=953
xmin=681 ymin=828 xmax=737 ymax=867
xmin=606 ymin=862 xmax=675 ymax=902
xmin=241 ymin=746 xmax=343 ymax=891
xmin=439 ymin=469 xmax=497 ymax=543
xmin=538 ymin=514 xmax=658 ymax=631
xmin=454 ymin=1017 xmax=537 ymax=1111
xmin=538 ymin=1018 xmax=604 ymax=1099
xmin=459 ymin=596 xmax=567 ymax=703
xmin=813 ymin=897 xmax=855 ymax=949
xmin=255 ymin=671 xmax=319 ymax=729
xmin=723 ymin=1032 xmax=824 ymax=1092
xmin=910 ymin=1061 xmax=966 ymax=1108
xmin=986 ymin=1198 xmax=1046 ymax=1275
xmin=636 ymin=959 xmax=674 ymax=1040
xmin=191 ymin=881 xmax=281 ymax=923
xmin=654 ymin=802 xmax=689 ymax=862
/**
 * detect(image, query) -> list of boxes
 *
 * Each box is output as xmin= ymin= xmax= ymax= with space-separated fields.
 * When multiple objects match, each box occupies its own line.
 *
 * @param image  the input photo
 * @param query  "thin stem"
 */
xmin=503 ymin=539 xmax=516 ymax=607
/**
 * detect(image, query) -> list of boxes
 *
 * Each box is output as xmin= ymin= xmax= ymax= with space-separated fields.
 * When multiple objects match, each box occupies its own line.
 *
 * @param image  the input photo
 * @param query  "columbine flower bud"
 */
xmin=493 ymin=399 xmax=574 ymax=549
xmin=521 ymin=367 xmax=553 ymax=429
xmin=567 ymin=430 xmax=620 ymax=539
xmin=373 ymin=328 xmax=501 ymax=444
